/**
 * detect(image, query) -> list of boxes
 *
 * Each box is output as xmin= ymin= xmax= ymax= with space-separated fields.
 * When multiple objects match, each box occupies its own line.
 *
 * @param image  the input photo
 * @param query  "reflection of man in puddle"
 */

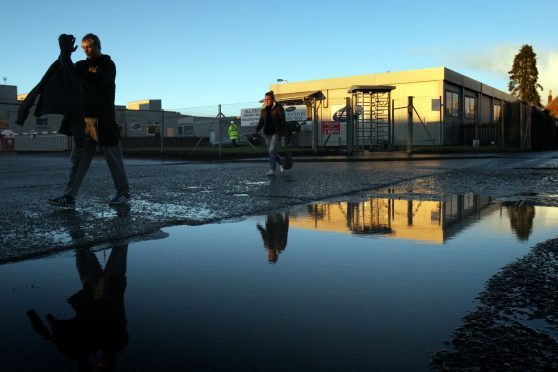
xmin=51 ymin=204 xmax=131 ymax=246
xmin=27 ymin=243 xmax=128 ymax=370
xmin=257 ymin=211 xmax=289 ymax=263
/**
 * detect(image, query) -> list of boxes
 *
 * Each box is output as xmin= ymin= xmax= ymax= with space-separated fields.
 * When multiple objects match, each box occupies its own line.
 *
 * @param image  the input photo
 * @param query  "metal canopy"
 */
xmin=347 ymin=85 xmax=396 ymax=94
xmin=274 ymin=90 xmax=326 ymax=102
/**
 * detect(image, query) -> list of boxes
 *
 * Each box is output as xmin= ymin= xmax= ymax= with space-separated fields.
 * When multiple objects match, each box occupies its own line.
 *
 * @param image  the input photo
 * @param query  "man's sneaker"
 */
xmin=109 ymin=193 xmax=131 ymax=206
xmin=266 ymin=169 xmax=276 ymax=176
xmin=47 ymin=195 xmax=75 ymax=208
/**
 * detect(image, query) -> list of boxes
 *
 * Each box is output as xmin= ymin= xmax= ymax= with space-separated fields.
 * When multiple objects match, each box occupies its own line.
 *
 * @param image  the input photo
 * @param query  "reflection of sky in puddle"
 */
xmin=1 ymin=194 xmax=557 ymax=370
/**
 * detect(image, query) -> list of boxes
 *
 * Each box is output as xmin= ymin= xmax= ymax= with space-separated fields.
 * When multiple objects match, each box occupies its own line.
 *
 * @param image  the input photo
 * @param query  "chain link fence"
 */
xmin=4 ymin=95 xmax=555 ymax=156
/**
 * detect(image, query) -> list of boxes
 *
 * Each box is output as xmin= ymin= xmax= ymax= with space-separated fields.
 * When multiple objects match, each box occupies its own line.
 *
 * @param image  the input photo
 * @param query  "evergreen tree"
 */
xmin=508 ymin=44 xmax=543 ymax=106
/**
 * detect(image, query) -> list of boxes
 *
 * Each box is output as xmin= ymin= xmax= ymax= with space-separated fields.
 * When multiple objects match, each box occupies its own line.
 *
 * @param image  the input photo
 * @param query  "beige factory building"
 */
xmin=267 ymin=66 xmax=516 ymax=148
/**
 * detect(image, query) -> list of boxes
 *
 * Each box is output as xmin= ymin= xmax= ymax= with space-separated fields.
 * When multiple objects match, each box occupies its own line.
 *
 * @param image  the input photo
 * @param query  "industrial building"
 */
xmin=265 ymin=66 xmax=517 ymax=149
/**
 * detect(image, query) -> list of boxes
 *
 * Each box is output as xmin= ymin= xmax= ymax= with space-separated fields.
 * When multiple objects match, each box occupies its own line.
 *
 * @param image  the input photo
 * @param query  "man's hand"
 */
xmin=58 ymin=34 xmax=77 ymax=56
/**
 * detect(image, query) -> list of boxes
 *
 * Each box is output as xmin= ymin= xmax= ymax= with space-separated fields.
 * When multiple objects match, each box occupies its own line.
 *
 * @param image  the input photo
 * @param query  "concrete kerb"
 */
xmin=230 ymin=151 xmax=503 ymax=163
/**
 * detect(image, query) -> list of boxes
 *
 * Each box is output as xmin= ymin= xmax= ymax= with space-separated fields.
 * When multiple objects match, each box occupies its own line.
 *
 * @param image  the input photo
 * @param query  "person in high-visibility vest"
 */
xmin=228 ymin=121 xmax=239 ymax=147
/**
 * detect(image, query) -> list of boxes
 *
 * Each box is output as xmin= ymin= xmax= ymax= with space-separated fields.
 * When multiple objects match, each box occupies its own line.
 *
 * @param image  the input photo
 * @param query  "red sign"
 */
xmin=322 ymin=121 xmax=340 ymax=135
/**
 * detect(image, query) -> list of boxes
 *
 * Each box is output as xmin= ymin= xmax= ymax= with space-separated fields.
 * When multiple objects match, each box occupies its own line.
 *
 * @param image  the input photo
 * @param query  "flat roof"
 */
xmin=347 ymin=85 xmax=396 ymax=94
xmin=275 ymin=90 xmax=325 ymax=101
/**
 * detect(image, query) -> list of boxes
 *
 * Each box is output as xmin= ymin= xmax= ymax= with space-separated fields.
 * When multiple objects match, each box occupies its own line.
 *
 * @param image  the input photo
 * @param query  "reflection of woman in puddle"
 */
xmin=27 ymin=243 xmax=128 ymax=370
xmin=257 ymin=211 xmax=289 ymax=263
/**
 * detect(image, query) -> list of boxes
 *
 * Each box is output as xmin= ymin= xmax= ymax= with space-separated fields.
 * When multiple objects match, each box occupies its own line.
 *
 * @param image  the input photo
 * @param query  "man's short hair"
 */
xmin=265 ymin=91 xmax=275 ymax=100
xmin=82 ymin=33 xmax=101 ymax=50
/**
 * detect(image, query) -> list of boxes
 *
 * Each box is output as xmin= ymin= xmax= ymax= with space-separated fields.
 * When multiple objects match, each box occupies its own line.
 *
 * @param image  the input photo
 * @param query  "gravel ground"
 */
xmin=431 ymin=237 xmax=558 ymax=370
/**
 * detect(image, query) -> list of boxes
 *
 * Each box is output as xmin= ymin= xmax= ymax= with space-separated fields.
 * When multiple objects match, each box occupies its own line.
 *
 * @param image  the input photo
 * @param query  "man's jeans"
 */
xmin=64 ymin=136 xmax=129 ymax=198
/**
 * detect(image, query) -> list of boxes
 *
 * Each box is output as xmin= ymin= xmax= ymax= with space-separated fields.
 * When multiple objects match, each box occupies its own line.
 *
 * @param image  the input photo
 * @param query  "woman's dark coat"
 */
xmin=255 ymin=102 xmax=287 ymax=136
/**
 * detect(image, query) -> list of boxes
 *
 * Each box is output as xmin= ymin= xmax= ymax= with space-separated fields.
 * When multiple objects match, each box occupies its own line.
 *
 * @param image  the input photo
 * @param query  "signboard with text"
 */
xmin=284 ymin=105 xmax=307 ymax=121
xmin=322 ymin=121 xmax=341 ymax=135
xmin=241 ymin=105 xmax=307 ymax=126
xmin=241 ymin=108 xmax=261 ymax=127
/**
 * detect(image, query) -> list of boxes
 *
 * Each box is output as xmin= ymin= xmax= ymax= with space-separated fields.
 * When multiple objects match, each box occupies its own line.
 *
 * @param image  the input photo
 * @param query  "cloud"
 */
xmin=538 ymin=50 xmax=558 ymax=98
xmin=444 ymin=45 xmax=558 ymax=101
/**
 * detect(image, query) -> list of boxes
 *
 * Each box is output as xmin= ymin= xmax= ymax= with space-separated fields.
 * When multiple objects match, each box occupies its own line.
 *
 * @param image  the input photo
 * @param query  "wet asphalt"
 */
xmin=2 ymin=150 xmax=558 ymax=264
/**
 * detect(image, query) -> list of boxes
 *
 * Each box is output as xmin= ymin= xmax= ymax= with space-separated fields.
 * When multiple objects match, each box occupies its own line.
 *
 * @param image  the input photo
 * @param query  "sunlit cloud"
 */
xmin=538 ymin=50 xmax=558 ymax=100
xmin=446 ymin=45 xmax=558 ymax=102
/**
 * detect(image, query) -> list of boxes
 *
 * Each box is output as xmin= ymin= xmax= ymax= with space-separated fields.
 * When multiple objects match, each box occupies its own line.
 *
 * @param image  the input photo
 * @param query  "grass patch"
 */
xmin=123 ymin=144 xmax=524 ymax=160
xmin=407 ymin=145 xmax=521 ymax=154
xmin=122 ymin=145 xmax=320 ymax=160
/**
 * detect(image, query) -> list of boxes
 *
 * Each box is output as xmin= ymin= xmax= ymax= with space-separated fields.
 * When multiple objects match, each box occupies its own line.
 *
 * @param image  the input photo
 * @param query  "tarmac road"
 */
xmin=1 ymin=150 xmax=558 ymax=263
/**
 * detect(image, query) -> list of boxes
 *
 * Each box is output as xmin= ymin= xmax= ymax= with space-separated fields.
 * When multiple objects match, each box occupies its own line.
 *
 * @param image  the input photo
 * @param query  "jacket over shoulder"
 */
xmin=16 ymin=34 xmax=85 ymax=143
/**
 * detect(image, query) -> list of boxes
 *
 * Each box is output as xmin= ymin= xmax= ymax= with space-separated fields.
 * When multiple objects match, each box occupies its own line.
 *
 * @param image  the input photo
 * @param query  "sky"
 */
xmin=2 ymin=0 xmax=557 ymax=113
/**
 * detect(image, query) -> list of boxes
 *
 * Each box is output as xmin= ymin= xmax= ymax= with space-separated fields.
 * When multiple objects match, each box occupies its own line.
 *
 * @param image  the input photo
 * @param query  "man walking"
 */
xmin=47 ymin=34 xmax=130 ymax=207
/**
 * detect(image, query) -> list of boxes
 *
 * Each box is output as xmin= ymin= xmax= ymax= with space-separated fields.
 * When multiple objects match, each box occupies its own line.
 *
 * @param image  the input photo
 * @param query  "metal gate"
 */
xmin=348 ymin=85 xmax=395 ymax=151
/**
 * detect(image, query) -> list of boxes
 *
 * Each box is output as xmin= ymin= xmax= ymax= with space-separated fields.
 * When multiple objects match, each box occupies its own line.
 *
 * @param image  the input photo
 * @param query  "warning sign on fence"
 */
xmin=322 ymin=121 xmax=340 ymax=135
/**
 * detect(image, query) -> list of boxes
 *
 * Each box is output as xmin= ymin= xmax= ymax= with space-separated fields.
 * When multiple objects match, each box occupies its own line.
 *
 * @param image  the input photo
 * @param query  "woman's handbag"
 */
xmin=281 ymin=144 xmax=293 ymax=170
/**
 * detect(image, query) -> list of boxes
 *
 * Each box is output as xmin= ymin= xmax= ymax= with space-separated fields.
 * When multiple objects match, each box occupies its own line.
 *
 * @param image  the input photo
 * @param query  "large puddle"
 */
xmin=1 ymin=194 xmax=557 ymax=370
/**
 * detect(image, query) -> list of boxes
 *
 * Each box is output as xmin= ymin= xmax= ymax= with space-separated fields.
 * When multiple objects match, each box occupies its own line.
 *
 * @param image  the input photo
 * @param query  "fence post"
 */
xmin=439 ymin=95 xmax=443 ymax=146
xmin=346 ymin=97 xmax=353 ymax=155
xmin=160 ymin=109 xmax=164 ymax=154
xmin=407 ymin=96 xmax=413 ymax=154
xmin=501 ymin=103 xmax=505 ymax=149
xmin=391 ymin=98 xmax=395 ymax=148
xmin=519 ymin=102 xmax=525 ymax=151
xmin=217 ymin=104 xmax=223 ymax=159
xmin=312 ymin=100 xmax=320 ymax=154
xmin=473 ymin=121 xmax=479 ymax=148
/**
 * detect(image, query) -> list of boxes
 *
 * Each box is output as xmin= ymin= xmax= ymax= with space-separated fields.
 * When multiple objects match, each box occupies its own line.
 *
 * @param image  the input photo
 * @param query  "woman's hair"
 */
xmin=82 ymin=33 xmax=101 ymax=50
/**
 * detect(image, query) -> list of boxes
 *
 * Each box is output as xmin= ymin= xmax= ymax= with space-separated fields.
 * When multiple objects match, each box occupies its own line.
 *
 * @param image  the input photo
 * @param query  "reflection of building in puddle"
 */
xmin=290 ymin=194 xmax=495 ymax=243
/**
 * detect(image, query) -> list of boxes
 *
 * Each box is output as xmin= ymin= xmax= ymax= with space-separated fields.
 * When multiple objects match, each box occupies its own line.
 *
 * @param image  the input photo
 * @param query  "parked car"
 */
xmin=0 ymin=129 xmax=16 ymax=137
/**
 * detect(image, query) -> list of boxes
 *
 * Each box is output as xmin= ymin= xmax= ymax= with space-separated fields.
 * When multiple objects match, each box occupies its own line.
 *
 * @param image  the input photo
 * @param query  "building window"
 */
xmin=0 ymin=115 xmax=8 ymax=130
xmin=146 ymin=125 xmax=161 ymax=136
xmin=445 ymin=91 xmax=459 ymax=118
xmin=184 ymin=126 xmax=193 ymax=137
xmin=493 ymin=102 xmax=502 ymax=122
xmin=464 ymin=96 xmax=476 ymax=120
xmin=178 ymin=126 xmax=183 ymax=136
xmin=146 ymin=120 xmax=161 ymax=136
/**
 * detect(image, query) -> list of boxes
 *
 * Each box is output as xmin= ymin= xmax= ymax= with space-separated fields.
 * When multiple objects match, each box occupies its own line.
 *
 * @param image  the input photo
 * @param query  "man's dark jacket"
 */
xmin=16 ymin=53 xmax=85 ymax=144
xmin=16 ymin=37 xmax=120 ymax=147
xmin=75 ymin=54 xmax=120 ymax=146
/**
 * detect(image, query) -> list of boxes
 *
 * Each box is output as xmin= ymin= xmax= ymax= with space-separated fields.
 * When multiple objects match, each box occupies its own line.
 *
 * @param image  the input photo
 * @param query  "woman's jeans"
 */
xmin=263 ymin=133 xmax=282 ymax=171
